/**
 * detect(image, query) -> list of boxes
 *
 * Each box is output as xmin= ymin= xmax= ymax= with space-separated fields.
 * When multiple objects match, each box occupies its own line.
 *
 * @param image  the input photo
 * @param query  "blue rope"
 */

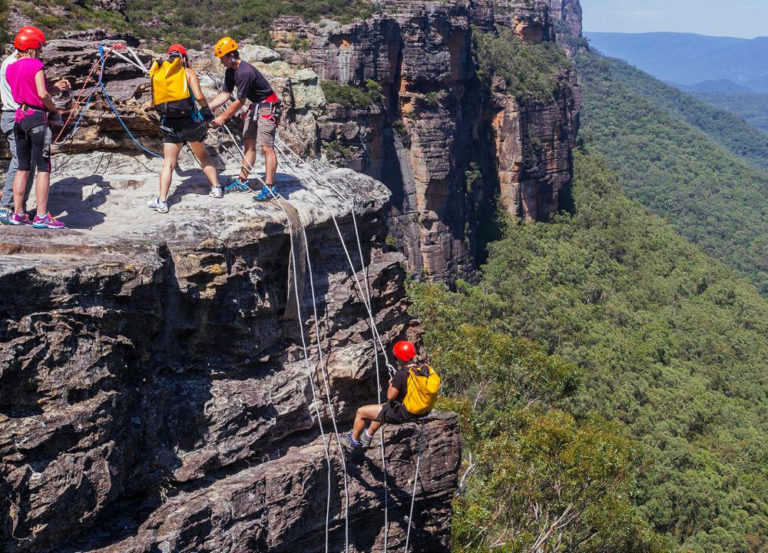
xmin=96 ymin=45 xmax=162 ymax=159
xmin=66 ymin=85 xmax=98 ymax=139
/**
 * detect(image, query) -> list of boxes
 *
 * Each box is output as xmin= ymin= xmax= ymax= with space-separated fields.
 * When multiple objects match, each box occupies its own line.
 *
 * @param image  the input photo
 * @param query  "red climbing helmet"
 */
xmin=14 ymin=26 xmax=46 ymax=51
xmin=393 ymin=340 xmax=417 ymax=362
xmin=167 ymin=44 xmax=188 ymax=63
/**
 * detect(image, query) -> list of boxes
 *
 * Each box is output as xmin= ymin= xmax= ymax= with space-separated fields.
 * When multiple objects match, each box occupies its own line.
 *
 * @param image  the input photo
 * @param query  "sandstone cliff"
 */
xmin=271 ymin=0 xmax=582 ymax=282
xmin=0 ymin=38 xmax=460 ymax=553
xmin=1 ymin=0 xmax=583 ymax=546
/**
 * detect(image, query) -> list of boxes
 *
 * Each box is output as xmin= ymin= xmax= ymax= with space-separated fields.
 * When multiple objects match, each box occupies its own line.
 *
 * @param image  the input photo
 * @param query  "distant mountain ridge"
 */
xmin=585 ymin=31 xmax=768 ymax=92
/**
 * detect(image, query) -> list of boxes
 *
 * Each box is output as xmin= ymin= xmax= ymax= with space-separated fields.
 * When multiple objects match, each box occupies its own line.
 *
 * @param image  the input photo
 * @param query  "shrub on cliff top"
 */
xmin=473 ymin=26 xmax=572 ymax=103
xmin=0 ymin=0 xmax=9 ymax=45
xmin=320 ymin=79 xmax=381 ymax=109
xmin=12 ymin=0 xmax=372 ymax=48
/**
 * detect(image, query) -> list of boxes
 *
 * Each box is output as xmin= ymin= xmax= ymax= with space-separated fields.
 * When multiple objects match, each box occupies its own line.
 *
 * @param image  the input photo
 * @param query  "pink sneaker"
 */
xmin=8 ymin=212 xmax=33 ymax=226
xmin=32 ymin=213 xmax=66 ymax=229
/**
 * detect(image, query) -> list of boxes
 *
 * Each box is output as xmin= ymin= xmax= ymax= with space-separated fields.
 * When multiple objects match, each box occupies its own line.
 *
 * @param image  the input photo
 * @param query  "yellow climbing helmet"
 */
xmin=214 ymin=37 xmax=238 ymax=58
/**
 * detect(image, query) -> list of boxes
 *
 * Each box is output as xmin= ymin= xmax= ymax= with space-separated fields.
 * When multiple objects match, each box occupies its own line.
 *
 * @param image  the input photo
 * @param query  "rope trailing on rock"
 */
xmin=214 ymin=129 xmax=349 ymax=553
xmin=405 ymin=420 xmax=426 ymax=553
xmin=271 ymin=140 xmax=397 ymax=551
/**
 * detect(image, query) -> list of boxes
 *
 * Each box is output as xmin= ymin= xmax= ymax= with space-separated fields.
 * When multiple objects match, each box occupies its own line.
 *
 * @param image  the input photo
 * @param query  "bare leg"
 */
xmin=240 ymin=137 xmax=257 ymax=181
xmin=34 ymin=172 xmax=51 ymax=216
xmin=188 ymin=141 xmax=219 ymax=189
xmin=352 ymin=403 xmax=386 ymax=441
xmin=159 ymin=142 xmax=183 ymax=201
xmin=13 ymin=170 xmax=30 ymax=214
xmin=262 ymin=145 xmax=277 ymax=185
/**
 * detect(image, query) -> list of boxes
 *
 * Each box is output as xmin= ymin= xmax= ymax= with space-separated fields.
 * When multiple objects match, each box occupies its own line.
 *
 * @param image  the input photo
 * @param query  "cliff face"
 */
xmin=271 ymin=0 xmax=582 ymax=282
xmin=0 ymin=150 xmax=460 ymax=552
xmin=0 ymin=39 xmax=460 ymax=552
xmin=0 ymin=0 xmax=582 ymax=546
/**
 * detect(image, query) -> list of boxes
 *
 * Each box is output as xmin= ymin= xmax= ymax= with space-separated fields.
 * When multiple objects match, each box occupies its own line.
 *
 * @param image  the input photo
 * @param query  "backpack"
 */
xmin=149 ymin=57 xmax=195 ymax=117
xmin=402 ymin=364 xmax=441 ymax=416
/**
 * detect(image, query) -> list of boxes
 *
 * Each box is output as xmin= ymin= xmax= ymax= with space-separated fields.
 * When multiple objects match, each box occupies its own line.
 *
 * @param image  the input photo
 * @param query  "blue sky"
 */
xmin=582 ymin=0 xmax=768 ymax=38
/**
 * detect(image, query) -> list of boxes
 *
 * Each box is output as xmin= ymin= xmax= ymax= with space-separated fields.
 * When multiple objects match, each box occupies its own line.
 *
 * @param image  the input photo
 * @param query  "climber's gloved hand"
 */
xmin=200 ymin=106 xmax=214 ymax=124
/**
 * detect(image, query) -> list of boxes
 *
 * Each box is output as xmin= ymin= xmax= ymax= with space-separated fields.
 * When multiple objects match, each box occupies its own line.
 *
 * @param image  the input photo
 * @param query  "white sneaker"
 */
xmin=148 ymin=198 xmax=169 ymax=213
xmin=209 ymin=186 xmax=223 ymax=199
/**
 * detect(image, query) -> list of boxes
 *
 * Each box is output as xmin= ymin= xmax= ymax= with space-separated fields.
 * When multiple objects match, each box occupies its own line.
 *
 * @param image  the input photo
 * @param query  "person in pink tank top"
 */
xmin=5 ymin=26 xmax=70 ymax=229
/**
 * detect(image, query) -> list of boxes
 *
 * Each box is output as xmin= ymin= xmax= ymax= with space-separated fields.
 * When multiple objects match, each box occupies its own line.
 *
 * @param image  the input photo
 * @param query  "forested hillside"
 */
xmin=413 ymin=151 xmax=768 ymax=552
xmin=576 ymin=51 xmax=768 ymax=295
xmin=691 ymin=91 xmax=768 ymax=135
xmin=588 ymin=56 xmax=768 ymax=172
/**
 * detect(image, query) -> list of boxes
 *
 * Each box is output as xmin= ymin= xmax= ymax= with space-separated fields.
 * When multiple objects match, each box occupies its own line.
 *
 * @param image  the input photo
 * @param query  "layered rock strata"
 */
xmin=271 ymin=0 xmax=582 ymax=283
xmin=0 ymin=149 xmax=460 ymax=552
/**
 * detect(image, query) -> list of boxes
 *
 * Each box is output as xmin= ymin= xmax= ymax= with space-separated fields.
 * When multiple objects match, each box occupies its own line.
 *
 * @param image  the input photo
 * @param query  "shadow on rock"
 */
xmin=50 ymin=175 xmax=110 ymax=229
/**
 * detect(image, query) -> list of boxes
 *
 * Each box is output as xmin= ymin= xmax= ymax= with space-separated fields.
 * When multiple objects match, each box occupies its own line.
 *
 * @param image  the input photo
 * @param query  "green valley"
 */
xmin=576 ymin=51 xmax=768 ymax=295
xmin=413 ymin=151 xmax=768 ymax=553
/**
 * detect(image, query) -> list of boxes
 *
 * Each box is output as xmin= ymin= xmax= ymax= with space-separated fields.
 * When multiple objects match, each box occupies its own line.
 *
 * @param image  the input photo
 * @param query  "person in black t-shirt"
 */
xmin=340 ymin=341 xmax=424 ymax=452
xmin=209 ymin=36 xmax=280 ymax=202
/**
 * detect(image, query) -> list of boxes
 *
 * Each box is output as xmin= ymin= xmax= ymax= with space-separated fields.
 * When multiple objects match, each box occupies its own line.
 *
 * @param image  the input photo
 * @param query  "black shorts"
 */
xmin=374 ymin=401 xmax=419 ymax=424
xmin=14 ymin=110 xmax=51 ymax=173
xmin=161 ymin=116 xmax=207 ymax=144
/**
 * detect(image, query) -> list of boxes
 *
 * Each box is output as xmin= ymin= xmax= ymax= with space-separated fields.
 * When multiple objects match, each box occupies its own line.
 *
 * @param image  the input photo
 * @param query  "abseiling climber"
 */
xmin=341 ymin=341 xmax=441 ymax=452
xmin=147 ymin=44 xmax=222 ymax=213
xmin=209 ymin=36 xmax=281 ymax=202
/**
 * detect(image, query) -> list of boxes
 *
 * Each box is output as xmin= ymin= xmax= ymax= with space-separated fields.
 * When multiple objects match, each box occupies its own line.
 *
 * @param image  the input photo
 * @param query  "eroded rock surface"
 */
xmin=271 ymin=0 xmax=583 ymax=283
xmin=0 ymin=142 xmax=459 ymax=551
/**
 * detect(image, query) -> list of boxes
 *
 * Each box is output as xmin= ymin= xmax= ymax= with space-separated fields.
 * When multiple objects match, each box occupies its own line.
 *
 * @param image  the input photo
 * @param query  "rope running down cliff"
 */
xmin=272 ymin=139 xmax=434 ymax=553
xmin=214 ymin=130 xmax=350 ymax=553
xmin=271 ymin=139 xmax=402 ymax=551
xmin=219 ymin=129 xmax=413 ymax=553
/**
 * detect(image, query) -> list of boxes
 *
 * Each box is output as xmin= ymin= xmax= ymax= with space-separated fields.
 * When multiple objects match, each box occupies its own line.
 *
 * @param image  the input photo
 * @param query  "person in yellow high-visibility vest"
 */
xmin=340 ymin=341 xmax=441 ymax=452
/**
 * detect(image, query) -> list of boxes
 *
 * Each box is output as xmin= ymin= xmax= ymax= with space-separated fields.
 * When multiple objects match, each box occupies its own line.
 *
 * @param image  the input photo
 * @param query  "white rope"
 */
xmin=273 ymin=141 xmax=396 ymax=375
xmin=108 ymin=48 xmax=148 ymax=74
xmin=125 ymin=46 xmax=148 ymax=72
xmin=405 ymin=421 xmax=425 ymax=553
xmin=302 ymin=225 xmax=352 ymax=553
xmin=214 ymin=129 xmax=349 ymax=553
xmin=271 ymin=140 xmax=396 ymax=551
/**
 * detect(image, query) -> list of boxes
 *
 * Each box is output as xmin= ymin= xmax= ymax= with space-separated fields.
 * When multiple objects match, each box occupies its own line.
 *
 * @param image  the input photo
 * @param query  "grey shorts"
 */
xmin=243 ymin=104 xmax=278 ymax=147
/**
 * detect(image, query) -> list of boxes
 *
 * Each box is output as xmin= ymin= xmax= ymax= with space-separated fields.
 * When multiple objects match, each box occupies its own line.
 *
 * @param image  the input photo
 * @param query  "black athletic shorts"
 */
xmin=160 ymin=116 xmax=207 ymax=144
xmin=375 ymin=401 xmax=419 ymax=424
xmin=14 ymin=110 xmax=51 ymax=173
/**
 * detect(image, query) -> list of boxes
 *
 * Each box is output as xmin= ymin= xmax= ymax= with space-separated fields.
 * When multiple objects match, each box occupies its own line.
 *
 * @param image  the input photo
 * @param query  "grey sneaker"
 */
xmin=0 ymin=207 xmax=10 ymax=224
xmin=148 ymin=198 xmax=169 ymax=213
xmin=360 ymin=432 xmax=373 ymax=448
xmin=209 ymin=186 xmax=223 ymax=199
xmin=339 ymin=431 xmax=360 ymax=453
